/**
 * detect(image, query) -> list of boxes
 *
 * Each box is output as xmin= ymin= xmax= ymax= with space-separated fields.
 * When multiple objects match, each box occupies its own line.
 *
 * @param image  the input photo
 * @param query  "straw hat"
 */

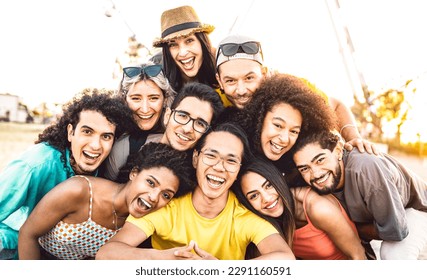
xmin=153 ymin=6 xmax=215 ymax=47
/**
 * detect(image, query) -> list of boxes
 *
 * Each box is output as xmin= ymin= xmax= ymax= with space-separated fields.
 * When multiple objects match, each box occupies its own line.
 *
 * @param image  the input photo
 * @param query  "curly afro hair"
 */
xmin=36 ymin=88 xmax=134 ymax=152
xmin=237 ymin=73 xmax=338 ymax=157
xmin=117 ymin=142 xmax=196 ymax=198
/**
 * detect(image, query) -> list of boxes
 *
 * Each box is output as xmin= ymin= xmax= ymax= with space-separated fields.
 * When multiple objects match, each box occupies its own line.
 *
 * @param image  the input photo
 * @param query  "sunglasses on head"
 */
xmin=123 ymin=65 xmax=162 ymax=79
xmin=218 ymin=41 xmax=261 ymax=57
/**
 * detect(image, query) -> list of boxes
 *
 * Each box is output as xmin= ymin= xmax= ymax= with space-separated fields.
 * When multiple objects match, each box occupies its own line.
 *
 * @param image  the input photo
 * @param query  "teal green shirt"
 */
xmin=0 ymin=142 xmax=75 ymax=251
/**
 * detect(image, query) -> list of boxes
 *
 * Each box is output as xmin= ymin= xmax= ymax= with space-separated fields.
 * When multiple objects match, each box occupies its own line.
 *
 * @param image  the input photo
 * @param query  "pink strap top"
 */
xmin=38 ymin=175 xmax=119 ymax=259
xmin=292 ymin=188 xmax=357 ymax=260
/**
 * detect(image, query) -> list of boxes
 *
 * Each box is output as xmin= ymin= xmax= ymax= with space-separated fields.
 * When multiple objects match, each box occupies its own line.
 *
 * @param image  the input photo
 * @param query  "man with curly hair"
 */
xmin=0 ymin=89 xmax=133 ymax=259
xmin=215 ymin=34 xmax=377 ymax=155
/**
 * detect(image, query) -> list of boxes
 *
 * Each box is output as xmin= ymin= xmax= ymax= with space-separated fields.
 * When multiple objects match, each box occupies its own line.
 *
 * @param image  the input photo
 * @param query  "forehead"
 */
xmin=294 ymin=143 xmax=329 ymax=163
xmin=218 ymin=59 xmax=263 ymax=76
xmin=203 ymin=131 xmax=244 ymax=157
xmin=128 ymin=80 xmax=163 ymax=95
xmin=266 ymin=103 xmax=302 ymax=121
xmin=176 ymin=96 xmax=213 ymax=120
xmin=77 ymin=110 xmax=112 ymax=126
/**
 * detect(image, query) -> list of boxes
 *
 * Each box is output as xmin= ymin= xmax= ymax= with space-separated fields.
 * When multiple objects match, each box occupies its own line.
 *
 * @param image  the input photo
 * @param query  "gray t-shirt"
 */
xmin=335 ymin=150 xmax=427 ymax=241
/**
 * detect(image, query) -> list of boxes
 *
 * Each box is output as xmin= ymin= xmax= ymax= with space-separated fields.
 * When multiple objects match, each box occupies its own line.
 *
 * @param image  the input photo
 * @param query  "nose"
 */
xmin=88 ymin=136 xmax=102 ymax=150
xmin=181 ymin=119 xmax=194 ymax=133
xmin=148 ymin=189 xmax=160 ymax=203
xmin=140 ymin=99 xmax=149 ymax=113
xmin=212 ymin=158 xmax=226 ymax=171
xmin=311 ymin=167 xmax=323 ymax=178
xmin=178 ymin=44 xmax=189 ymax=57
xmin=235 ymin=80 xmax=247 ymax=96
xmin=278 ymin=130 xmax=290 ymax=144
xmin=261 ymin=190 xmax=274 ymax=204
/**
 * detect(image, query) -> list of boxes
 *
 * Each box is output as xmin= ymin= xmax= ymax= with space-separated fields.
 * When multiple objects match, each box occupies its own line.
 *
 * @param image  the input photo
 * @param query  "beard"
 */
xmin=309 ymin=164 xmax=342 ymax=196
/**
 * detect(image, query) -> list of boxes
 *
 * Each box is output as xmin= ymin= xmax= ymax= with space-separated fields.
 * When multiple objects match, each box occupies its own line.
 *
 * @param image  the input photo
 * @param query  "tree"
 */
xmin=351 ymin=80 xmax=414 ymax=145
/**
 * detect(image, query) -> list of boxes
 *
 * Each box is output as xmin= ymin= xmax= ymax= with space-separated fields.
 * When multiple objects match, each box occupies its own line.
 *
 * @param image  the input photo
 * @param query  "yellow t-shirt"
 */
xmin=215 ymin=88 xmax=233 ymax=107
xmin=127 ymin=191 xmax=278 ymax=260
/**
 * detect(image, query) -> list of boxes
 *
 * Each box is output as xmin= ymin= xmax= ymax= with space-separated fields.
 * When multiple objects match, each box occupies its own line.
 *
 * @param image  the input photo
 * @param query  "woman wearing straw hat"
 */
xmin=152 ymin=6 xmax=219 ymax=96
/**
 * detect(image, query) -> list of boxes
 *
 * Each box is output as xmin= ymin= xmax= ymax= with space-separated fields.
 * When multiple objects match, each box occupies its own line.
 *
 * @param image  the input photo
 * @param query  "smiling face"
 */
xmin=216 ymin=59 xmax=265 ymax=109
xmin=168 ymin=34 xmax=203 ymax=82
xmin=293 ymin=142 xmax=344 ymax=195
xmin=260 ymin=102 xmax=302 ymax=161
xmin=240 ymin=171 xmax=284 ymax=218
xmin=127 ymin=166 xmax=179 ymax=218
xmin=67 ymin=110 xmax=116 ymax=174
xmin=126 ymin=79 xmax=164 ymax=131
xmin=161 ymin=96 xmax=213 ymax=151
xmin=192 ymin=131 xmax=243 ymax=201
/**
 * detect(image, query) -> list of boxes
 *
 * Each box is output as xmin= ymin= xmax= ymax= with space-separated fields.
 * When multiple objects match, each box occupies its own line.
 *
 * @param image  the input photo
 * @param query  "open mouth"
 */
xmin=83 ymin=151 xmax=100 ymax=160
xmin=137 ymin=197 xmax=152 ymax=211
xmin=180 ymin=57 xmax=195 ymax=70
xmin=206 ymin=174 xmax=225 ymax=188
xmin=270 ymin=141 xmax=286 ymax=154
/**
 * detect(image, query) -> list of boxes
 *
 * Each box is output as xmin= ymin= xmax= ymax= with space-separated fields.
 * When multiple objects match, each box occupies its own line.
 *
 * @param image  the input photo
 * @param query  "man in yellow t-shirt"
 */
xmin=96 ymin=123 xmax=295 ymax=260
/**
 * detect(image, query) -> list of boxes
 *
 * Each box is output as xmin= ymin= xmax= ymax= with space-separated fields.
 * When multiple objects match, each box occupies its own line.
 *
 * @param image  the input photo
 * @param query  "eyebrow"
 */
xmin=245 ymin=179 xmax=269 ymax=197
xmin=80 ymin=125 xmax=115 ymax=137
xmin=296 ymin=153 xmax=326 ymax=169
xmin=204 ymin=148 xmax=240 ymax=159
xmin=149 ymin=175 xmax=176 ymax=194
xmin=272 ymin=116 xmax=301 ymax=127
xmin=175 ymin=109 xmax=209 ymax=124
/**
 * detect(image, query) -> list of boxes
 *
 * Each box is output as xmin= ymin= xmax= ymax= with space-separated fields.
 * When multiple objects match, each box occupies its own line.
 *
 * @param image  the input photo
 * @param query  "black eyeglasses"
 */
xmin=218 ymin=41 xmax=261 ymax=57
xmin=172 ymin=109 xmax=210 ymax=134
xmin=199 ymin=150 xmax=241 ymax=173
xmin=123 ymin=65 xmax=163 ymax=79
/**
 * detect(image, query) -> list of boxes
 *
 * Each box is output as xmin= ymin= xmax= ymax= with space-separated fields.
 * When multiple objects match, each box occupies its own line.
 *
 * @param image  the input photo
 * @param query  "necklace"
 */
xmin=112 ymin=185 xmax=126 ymax=230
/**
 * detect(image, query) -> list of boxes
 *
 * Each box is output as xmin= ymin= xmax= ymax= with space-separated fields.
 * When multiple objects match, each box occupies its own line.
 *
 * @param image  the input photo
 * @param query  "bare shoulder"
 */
xmin=305 ymin=191 xmax=342 ymax=222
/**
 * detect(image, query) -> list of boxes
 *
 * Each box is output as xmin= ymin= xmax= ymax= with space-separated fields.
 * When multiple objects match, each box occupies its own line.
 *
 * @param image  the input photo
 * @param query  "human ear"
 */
xmin=192 ymin=150 xmax=199 ymax=168
xmin=163 ymin=107 xmax=172 ymax=127
xmin=129 ymin=168 xmax=138 ymax=181
xmin=67 ymin=124 xmax=74 ymax=142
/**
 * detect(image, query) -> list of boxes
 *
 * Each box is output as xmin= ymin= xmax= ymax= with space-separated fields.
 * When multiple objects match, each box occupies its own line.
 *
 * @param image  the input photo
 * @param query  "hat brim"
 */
xmin=153 ymin=24 xmax=215 ymax=47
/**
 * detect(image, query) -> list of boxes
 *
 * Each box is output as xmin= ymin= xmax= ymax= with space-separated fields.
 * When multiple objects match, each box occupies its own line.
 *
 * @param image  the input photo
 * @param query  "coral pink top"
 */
xmin=292 ymin=188 xmax=358 ymax=260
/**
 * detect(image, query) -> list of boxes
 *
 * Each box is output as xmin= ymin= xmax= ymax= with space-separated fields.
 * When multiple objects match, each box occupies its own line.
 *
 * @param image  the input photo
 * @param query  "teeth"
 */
xmin=138 ymin=197 xmax=152 ymax=210
xmin=138 ymin=114 xmax=154 ymax=120
xmin=83 ymin=151 xmax=100 ymax=159
xmin=270 ymin=141 xmax=285 ymax=154
xmin=176 ymin=133 xmax=191 ymax=141
xmin=181 ymin=58 xmax=193 ymax=64
xmin=266 ymin=199 xmax=278 ymax=209
xmin=206 ymin=174 xmax=225 ymax=187
xmin=316 ymin=173 xmax=330 ymax=184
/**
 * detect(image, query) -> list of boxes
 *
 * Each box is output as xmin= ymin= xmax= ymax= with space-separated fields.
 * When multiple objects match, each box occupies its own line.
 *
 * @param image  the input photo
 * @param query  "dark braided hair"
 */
xmin=117 ymin=142 xmax=195 ymax=197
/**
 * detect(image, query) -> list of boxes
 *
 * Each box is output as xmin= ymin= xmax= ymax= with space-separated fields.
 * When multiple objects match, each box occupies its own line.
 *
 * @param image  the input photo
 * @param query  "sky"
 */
xmin=0 ymin=0 xmax=426 ymax=138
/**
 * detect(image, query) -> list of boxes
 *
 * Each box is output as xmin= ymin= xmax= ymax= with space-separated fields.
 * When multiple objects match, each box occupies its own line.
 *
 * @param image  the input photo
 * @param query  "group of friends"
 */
xmin=1 ymin=5 xmax=426 ymax=261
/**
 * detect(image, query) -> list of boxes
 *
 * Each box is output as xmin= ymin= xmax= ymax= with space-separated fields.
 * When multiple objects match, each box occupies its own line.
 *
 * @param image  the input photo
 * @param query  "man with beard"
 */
xmin=291 ymin=130 xmax=427 ymax=260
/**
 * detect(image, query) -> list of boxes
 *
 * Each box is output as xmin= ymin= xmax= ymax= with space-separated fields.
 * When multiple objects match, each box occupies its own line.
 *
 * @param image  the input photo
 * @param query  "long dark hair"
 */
xmin=162 ymin=32 xmax=218 ymax=91
xmin=234 ymin=156 xmax=296 ymax=247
